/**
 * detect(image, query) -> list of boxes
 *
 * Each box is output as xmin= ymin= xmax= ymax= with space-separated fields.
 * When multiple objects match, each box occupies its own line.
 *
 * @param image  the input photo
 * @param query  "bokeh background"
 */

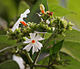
xmin=0 ymin=0 xmax=80 ymax=69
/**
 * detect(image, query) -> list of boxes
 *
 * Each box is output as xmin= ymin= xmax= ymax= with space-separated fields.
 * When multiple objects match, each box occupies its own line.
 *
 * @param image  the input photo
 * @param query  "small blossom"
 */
xmin=12 ymin=9 xmax=30 ymax=32
xmin=13 ymin=54 xmax=25 ymax=69
xmin=23 ymin=33 xmax=44 ymax=54
xmin=40 ymin=4 xmax=45 ymax=14
xmin=46 ymin=20 xmax=50 ymax=24
xmin=61 ymin=16 xmax=65 ymax=21
xmin=52 ymin=27 xmax=55 ymax=31
xmin=48 ymin=12 xmax=53 ymax=16
xmin=20 ymin=21 xmax=28 ymax=26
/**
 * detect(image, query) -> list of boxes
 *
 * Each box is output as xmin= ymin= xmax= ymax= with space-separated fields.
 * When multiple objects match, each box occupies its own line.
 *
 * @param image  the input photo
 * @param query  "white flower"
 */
xmin=13 ymin=54 xmax=25 ymax=69
xmin=52 ymin=27 xmax=55 ymax=31
xmin=61 ymin=16 xmax=65 ymax=21
xmin=12 ymin=9 xmax=30 ymax=32
xmin=46 ymin=20 xmax=50 ymax=24
xmin=23 ymin=33 xmax=44 ymax=54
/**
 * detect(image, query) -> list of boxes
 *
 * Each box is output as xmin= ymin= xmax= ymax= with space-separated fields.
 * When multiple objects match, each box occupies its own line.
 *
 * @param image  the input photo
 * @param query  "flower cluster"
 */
xmin=7 ymin=4 xmax=73 ymax=54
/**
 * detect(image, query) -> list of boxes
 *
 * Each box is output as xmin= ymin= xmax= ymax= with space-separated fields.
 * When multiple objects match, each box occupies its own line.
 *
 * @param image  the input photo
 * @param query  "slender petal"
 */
xmin=24 ymin=9 xmax=30 ymax=15
xmin=23 ymin=37 xmax=31 ymax=43
xmin=34 ymin=45 xmax=38 ymax=52
xmin=37 ymin=13 xmax=41 ymax=17
xmin=41 ymin=18 xmax=43 ymax=21
xmin=20 ymin=9 xmax=30 ymax=18
xmin=32 ymin=45 xmax=35 ymax=54
xmin=30 ymin=33 xmax=36 ymax=39
xmin=12 ymin=18 xmax=23 ymax=32
xmin=35 ymin=41 xmax=43 ymax=50
xmin=23 ymin=43 xmax=32 ymax=51
xmin=35 ymin=34 xmax=44 ymax=41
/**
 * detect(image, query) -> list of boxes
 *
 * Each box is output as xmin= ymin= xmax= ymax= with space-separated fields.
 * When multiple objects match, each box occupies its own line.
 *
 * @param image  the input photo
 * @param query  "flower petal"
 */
xmin=23 ymin=37 xmax=31 ymax=43
xmin=32 ymin=45 xmax=38 ymax=54
xmin=35 ymin=41 xmax=43 ymax=50
xmin=20 ymin=9 xmax=30 ymax=18
xmin=37 ymin=13 xmax=41 ymax=17
xmin=29 ymin=33 xmax=36 ymax=39
xmin=12 ymin=18 xmax=23 ymax=32
xmin=41 ymin=18 xmax=43 ymax=21
xmin=20 ymin=14 xmax=27 ymax=18
xmin=24 ymin=9 xmax=30 ymax=15
xmin=23 ymin=43 xmax=32 ymax=51
xmin=35 ymin=34 xmax=44 ymax=41
xmin=46 ymin=20 xmax=50 ymax=24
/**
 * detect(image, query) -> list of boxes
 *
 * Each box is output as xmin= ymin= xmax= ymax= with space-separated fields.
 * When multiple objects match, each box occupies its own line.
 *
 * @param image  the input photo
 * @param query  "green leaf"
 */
xmin=56 ymin=53 xmax=80 ymax=69
xmin=61 ymin=41 xmax=80 ymax=62
xmin=0 ymin=0 xmax=17 ymax=19
xmin=50 ymin=40 xmax=64 ymax=55
xmin=48 ymin=0 xmax=71 ymax=16
xmin=26 ymin=0 xmax=48 ymax=23
xmin=60 ymin=30 xmax=80 ymax=62
xmin=18 ymin=0 xmax=30 ymax=17
xmin=38 ymin=53 xmax=80 ymax=69
xmin=0 ymin=60 xmax=19 ymax=69
xmin=0 ymin=35 xmax=16 ymax=50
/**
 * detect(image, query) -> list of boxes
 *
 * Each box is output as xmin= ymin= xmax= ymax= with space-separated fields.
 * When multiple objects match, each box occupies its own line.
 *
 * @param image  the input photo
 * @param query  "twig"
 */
xmin=33 ymin=64 xmax=48 ymax=68
xmin=0 ymin=42 xmax=23 ymax=53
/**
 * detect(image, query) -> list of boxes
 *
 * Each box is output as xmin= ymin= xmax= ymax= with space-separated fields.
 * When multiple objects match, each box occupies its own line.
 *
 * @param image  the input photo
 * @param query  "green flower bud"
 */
xmin=68 ymin=26 xmax=72 ymax=30
xmin=23 ymin=37 xmax=26 ymax=41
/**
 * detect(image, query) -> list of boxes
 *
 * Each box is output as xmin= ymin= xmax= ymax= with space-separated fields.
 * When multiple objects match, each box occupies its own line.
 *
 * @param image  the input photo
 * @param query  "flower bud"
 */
xmin=40 ymin=4 xmax=45 ymax=14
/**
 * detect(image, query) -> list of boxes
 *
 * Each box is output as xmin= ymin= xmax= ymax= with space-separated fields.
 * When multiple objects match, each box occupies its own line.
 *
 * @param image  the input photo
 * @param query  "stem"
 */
xmin=23 ymin=51 xmax=33 ymax=64
xmin=33 ymin=50 xmax=41 ymax=64
xmin=56 ymin=52 xmax=60 ymax=61
xmin=33 ymin=64 xmax=48 ymax=68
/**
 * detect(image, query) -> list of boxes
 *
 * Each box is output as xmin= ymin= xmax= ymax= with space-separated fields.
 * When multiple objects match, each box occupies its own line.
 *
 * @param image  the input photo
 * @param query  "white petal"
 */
xmin=35 ymin=34 xmax=44 ymax=41
xmin=23 ymin=37 xmax=31 ymax=43
xmin=32 ymin=45 xmax=38 ymax=54
xmin=23 ymin=43 xmax=32 ymax=51
xmin=46 ymin=20 xmax=50 ymax=24
xmin=41 ymin=18 xmax=43 ymax=21
xmin=20 ymin=9 xmax=30 ymax=18
xmin=12 ymin=18 xmax=23 ymax=32
xmin=34 ymin=45 xmax=38 ymax=52
xmin=13 ymin=55 xmax=25 ymax=69
xmin=20 ymin=14 xmax=27 ymax=18
xmin=24 ymin=9 xmax=30 ymax=15
xmin=35 ymin=41 xmax=43 ymax=50
xmin=61 ymin=16 xmax=65 ymax=21
xmin=37 ymin=13 xmax=41 ymax=17
xmin=52 ymin=27 xmax=55 ymax=31
xmin=29 ymin=33 xmax=36 ymax=39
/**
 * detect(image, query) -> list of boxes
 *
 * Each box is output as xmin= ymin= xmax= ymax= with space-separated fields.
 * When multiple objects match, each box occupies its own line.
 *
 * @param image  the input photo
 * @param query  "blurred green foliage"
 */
xmin=0 ymin=0 xmax=80 ymax=69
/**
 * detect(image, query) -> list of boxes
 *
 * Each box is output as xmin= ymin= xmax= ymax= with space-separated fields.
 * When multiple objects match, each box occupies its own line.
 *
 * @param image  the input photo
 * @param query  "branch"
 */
xmin=0 ymin=42 xmax=23 ymax=53
xmin=33 ymin=64 xmax=48 ymax=68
